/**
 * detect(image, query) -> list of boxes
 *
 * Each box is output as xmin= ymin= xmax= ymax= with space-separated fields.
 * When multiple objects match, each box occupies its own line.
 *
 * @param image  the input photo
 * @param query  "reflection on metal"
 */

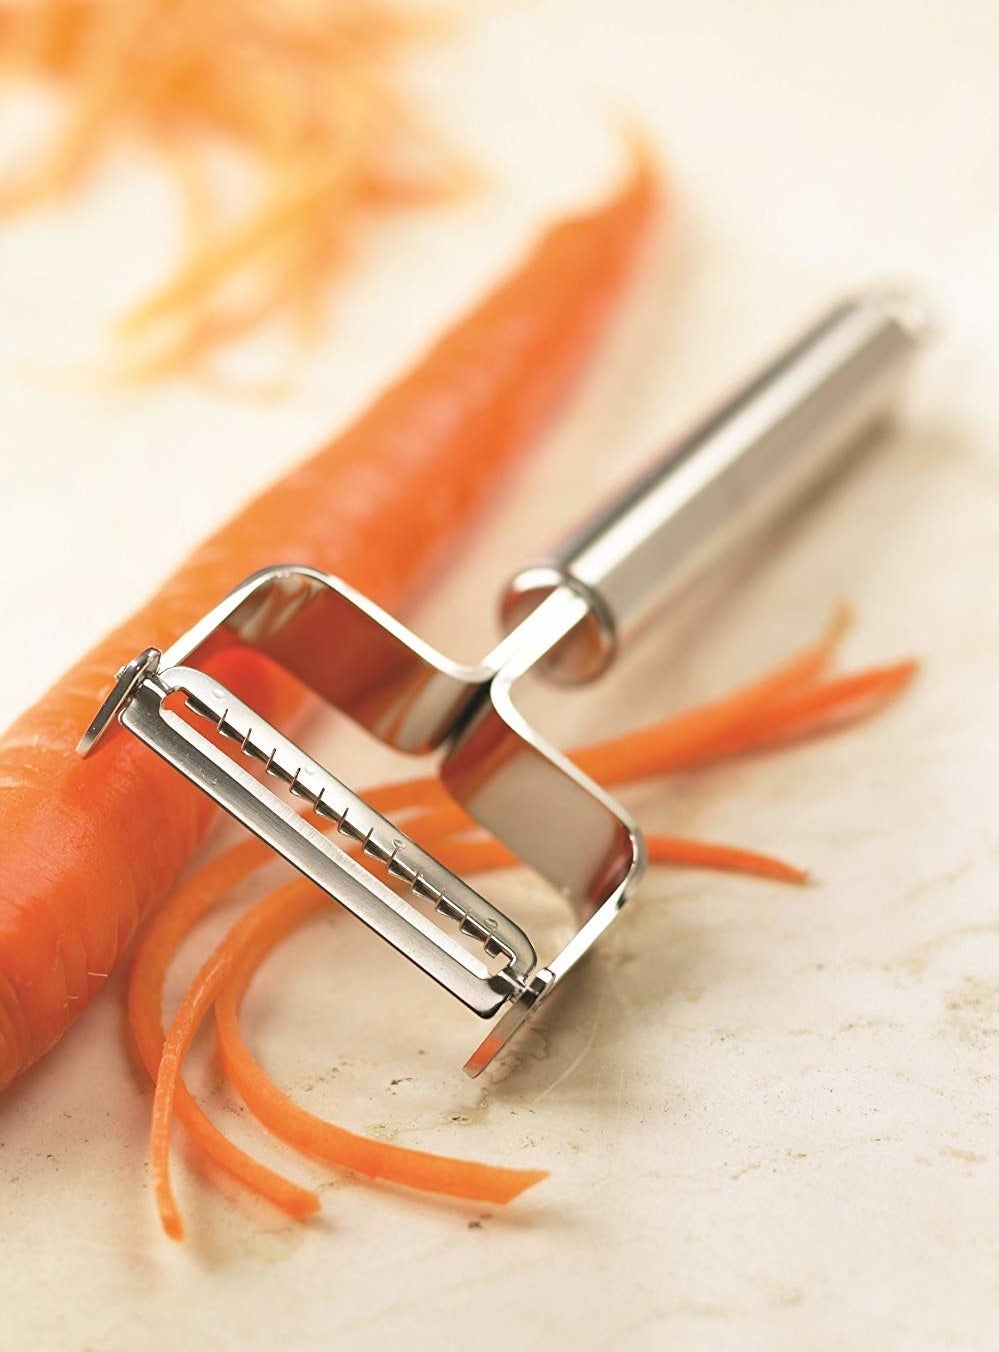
xmin=79 ymin=289 xmax=925 ymax=1076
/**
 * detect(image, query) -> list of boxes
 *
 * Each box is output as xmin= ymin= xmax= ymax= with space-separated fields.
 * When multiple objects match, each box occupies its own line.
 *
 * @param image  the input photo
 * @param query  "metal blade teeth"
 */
xmin=187 ymin=694 xmax=515 ymax=966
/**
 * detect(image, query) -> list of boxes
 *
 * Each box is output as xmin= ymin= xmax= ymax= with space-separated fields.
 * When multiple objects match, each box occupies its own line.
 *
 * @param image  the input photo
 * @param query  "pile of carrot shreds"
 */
xmin=134 ymin=604 xmax=916 ymax=1238
xmin=0 ymin=0 xmax=459 ymax=376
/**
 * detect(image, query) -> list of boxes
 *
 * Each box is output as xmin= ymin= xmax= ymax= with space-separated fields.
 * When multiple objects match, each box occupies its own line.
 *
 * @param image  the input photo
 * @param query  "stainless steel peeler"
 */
xmin=79 ymin=289 xmax=925 ymax=1076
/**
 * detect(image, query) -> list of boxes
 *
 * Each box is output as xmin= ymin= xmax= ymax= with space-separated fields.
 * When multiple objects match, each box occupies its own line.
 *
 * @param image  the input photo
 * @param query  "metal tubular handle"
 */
xmin=502 ymin=288 xmax=926 ymax=681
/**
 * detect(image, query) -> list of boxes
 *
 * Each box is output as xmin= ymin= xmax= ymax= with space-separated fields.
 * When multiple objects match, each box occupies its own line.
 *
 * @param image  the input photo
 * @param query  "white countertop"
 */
xmin=1 ymin=3 xmax=998 ymax=1349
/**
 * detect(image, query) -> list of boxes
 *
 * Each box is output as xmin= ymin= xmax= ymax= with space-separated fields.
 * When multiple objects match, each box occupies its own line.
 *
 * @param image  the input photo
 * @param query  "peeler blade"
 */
xmin=122 ymin=663 xmax=538 ymax=1018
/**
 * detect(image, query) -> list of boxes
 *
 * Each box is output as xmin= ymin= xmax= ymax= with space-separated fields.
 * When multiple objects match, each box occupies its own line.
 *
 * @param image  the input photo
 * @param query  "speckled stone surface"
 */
xmin=1 ymin=4 xmax=998 ymax=1349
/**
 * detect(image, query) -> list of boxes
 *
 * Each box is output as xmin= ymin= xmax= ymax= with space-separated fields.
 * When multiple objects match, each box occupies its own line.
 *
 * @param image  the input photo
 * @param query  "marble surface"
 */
xmin=1 ymin=2 xmax=998 ymax=1349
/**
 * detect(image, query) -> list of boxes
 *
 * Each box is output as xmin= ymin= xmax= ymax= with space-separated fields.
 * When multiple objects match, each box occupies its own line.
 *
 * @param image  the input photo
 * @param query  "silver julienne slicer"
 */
xmin=80 ymin=289 xmax=924 ymax=1077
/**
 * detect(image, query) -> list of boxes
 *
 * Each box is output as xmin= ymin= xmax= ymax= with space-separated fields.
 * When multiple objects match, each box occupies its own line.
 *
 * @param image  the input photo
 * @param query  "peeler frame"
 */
xmin=82 ymin=565 xmax=644 ymax=1075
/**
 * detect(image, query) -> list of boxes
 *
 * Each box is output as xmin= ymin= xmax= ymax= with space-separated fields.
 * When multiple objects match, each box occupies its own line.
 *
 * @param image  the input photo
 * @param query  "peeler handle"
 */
xmin=502 ymin=288 xmax=926 ymax=680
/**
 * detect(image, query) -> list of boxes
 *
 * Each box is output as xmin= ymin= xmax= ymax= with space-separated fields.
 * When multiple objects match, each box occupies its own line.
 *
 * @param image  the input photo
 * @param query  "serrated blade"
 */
xmin=122 ymin=666 xmax=537 ymax=1017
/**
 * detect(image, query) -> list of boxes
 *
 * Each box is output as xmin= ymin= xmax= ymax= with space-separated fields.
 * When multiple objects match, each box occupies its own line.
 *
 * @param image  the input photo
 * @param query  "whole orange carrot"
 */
xmin=0 ymin=151 xmax=658 ymax=1091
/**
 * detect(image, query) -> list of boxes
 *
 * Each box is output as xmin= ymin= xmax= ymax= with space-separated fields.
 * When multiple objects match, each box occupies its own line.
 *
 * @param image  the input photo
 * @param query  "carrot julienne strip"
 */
xmin=128 ymin=839 xmax=319 ymax=1229
xmin=151 ymin=944 xmax=236 ymax=1241
xmin=422 ymin=834 xmax=808 ymax=886
xmin=213 ymin=880 xmax=549 ymax=1206
xmin=645 ymin=836 xmax=808 ymax=884
xmin=572 ymin=604 xmax=850 ymax=786
xmin=674 ymin=661 xmax=918 ymax=766
xmin=148 ymin=875 xmax=548 ymax=1236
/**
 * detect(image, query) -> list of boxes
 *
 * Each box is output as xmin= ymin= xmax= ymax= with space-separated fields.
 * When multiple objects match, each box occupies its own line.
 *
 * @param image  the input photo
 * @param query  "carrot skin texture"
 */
xmin=0 ymin=154 xmax=658 ymax=1090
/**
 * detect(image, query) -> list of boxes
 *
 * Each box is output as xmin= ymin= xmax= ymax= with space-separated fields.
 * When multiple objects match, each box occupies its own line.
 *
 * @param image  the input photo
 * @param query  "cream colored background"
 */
xmin=1 ymin=2 xmax=998 ymax=1349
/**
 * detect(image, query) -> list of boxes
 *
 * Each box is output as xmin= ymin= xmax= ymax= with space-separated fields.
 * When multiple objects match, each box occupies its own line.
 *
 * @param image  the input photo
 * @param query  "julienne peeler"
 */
xmin=79 ymin=288 xmax=924 ymax=1077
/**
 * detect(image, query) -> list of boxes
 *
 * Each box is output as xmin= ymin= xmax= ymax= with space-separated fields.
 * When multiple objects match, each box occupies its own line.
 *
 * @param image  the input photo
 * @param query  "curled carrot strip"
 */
xmin=645 ymin=836 xmax=808 ymax=884
xmin=207 ymin=837 xmax=803 ymax=1217
xmin=213 ymin=880 xmax=548 ymax=1205
xmin=128 ymin=839 xmax=319 ymax=1229
xmin=574 ymin=605 xmax=850 ymax=785
xmin=675 ymin=661 xmax=918 ymax=766
xmin=148 ymin=873 xmax=547 ymax=1235
xmin=139 ymin=812 xmax=805 ymax=1235
xmin=422 ymin=833 xmax=807 ymax=886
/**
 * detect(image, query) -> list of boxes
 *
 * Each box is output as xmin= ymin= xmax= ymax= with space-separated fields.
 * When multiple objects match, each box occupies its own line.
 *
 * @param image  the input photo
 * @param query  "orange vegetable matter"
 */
xmin=131 ymin=610 xmax=916 ymax=1237
xmin=0 ymin=0 xmax=463 ymax=374
xmin=0 ymin=150 xmax=658 ymax=1093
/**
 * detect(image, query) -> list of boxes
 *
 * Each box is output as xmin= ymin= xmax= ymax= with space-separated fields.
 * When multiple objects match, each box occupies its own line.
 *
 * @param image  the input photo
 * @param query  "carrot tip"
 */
xmin=160 ymin=1208 xmax=185 ymax=1242
xmin=775 ymin=861 xmax=811 ymax=885
xmin=498 ymin=1168 xmax=550 ymax=1203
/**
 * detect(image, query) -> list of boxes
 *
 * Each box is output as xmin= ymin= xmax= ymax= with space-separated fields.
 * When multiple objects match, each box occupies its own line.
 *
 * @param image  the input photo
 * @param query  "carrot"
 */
xmin=0 ymin=150 xmax=658 ymax=1093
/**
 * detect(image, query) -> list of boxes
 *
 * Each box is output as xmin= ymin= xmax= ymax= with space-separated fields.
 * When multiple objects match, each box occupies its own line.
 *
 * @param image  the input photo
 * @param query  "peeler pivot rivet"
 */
xmin=77 ymin=648 xmax=162 ymax=757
